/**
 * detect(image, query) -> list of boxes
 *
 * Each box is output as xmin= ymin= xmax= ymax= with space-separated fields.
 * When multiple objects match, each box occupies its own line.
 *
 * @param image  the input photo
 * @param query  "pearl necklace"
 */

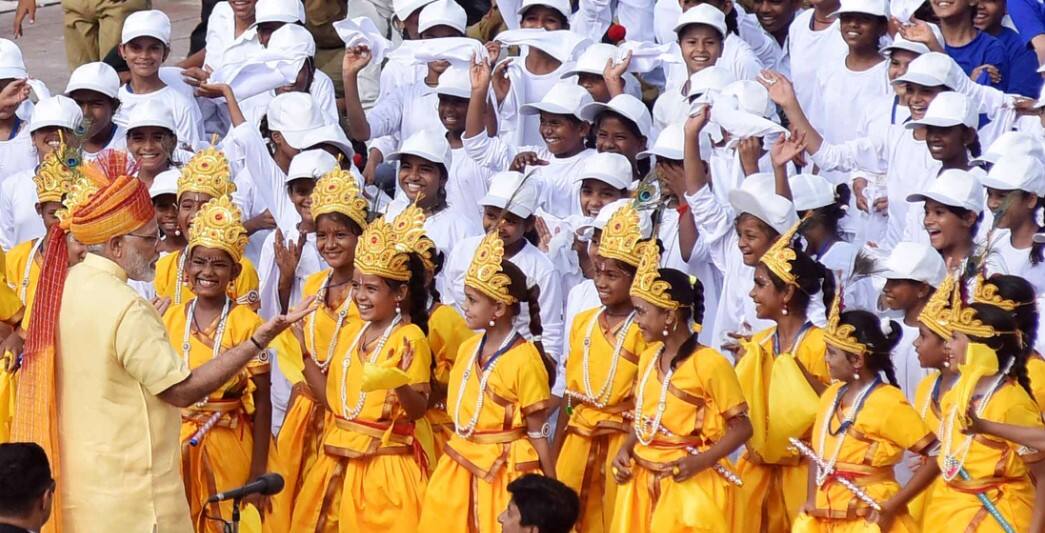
xmin=571 ymin=309 xmax=635 ymax=410
xmin=307 ymin=271 xmax=353 ymax=373
xmin=19 ymin=238 xmax=43 ymax=303
xmin=633 ymin=346 xmax=673 ymax=446
xmin=174 ymin=249 xmax=188 ymax=304
xmin=939 ymin=363 xmax=1012 ymax=482
xmin=814 ymin=378 xmax=880 ymax=487
xmin=181 ymin=297 xmax=231 ymax=408
xmin=453 ymin=330 xmax=517 ymax=439
xmin=338 ymin=316 xmax=401 ymax=421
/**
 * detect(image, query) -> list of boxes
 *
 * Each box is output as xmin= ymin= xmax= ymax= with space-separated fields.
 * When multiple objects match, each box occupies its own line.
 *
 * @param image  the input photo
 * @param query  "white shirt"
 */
xmin=82 ymin=125 xmax=129 ymax=162
xmin=447 ymin=146 xmax=493 ymax=227
xmin=664 ymin=34 xmax=764 ymax=88
xmin=225 ymin=122 xmax=300 ymax=231
xmin=553 ymin=278 xmax=600 ymax=396
xmin=529 ymin=149 xmax=598 ymax=219
xmin=0 ymin=124 xmax=37 ymax=184
xmin=115 ymin=85 xmax=205 ymax=150
xmin=500 ymin=59 xmax=574 ymax=148
xmin=204 ymin=2 xmax=264 ymax=71
xmin=311 ymin=71 xmax=340 ymax=126
xmin=787 ymin=10 xmax=847 ymax=117
xmin=736 ymin=4 xmax=784 ymax=71
xmin=365 ymin=79 xmax=444 ymax=150
xmin=0 ymin=169 xmax=45 ymax=251
xmin=985 ymin=228 xmax=1045 ymax=295
xmin=658 ymin=207 xmax=723 ymax=346
xmin=894 ymin=321 xmax=927 ymax=404
xmin=444 ymin=236 xmax=565 ymax=362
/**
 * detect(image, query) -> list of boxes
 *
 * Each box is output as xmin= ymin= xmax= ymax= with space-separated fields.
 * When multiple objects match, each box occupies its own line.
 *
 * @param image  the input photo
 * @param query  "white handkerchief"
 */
xmin=334 ymin=16 xmax=393 ymax=65
xmin=210 ymin=54 xmax=301 ymax=101
xmin=702 ymin=95 xmax=787 ymax=148
xmin=495 ymin=28 xmax=591 ymax=63
xmin=617 ymin=41 xmax=679 ymax=73
xmin=412 ymin=37 xmax=488 ymax=65
xmin=890 ymin=0 xmax=922 ymax=24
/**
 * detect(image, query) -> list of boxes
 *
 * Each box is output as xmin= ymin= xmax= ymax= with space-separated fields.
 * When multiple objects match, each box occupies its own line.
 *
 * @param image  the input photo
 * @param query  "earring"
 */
xmin=782 ymin=306 xmax=789 ymax=316
xmin=943 ymin=360 xmax=951 ymax=368
xmin=488 ymin=319 xmax=496 ymax=328
xmin=852 ymin=373 xmax=860 ymax=382
xmin=395 ymin=301 xmax=402 ymax=317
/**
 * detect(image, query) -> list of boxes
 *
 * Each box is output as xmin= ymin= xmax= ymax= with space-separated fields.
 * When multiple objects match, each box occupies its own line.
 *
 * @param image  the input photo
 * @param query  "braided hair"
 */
xmin=504 ymin=259 xmax=555 ymax=386
xmin=387 ymin=252 xmax=431 ymax=336
xmin=984 ymin=274 xmax=1038 ymax=355
xmin=967 ymin=303 xmax=1033 ymax=397
xmin=659 ymin=268 xmax=706 ymax=370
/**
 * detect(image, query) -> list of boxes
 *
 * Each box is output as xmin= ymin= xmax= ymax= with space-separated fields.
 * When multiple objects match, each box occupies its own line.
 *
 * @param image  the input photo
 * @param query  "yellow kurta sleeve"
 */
xmin=117 ymin=297 xmax=191 ymax=396
xmin=869 ymin=385 xmax=935 ymax=455
xmin=233 ymin=257 xmax=261 ymax=308
xmin=513 ymin=343 xmax=552 ymax=416
xmin=795 ymin=328 xmax=831 ymax=384
xmin=699 ymin=348 xmax=748 ymax=419
xmin=1024 ymin=357 xmax=1045 ymax=413
xmin=429 ymin=304 xmax=474 ymax=386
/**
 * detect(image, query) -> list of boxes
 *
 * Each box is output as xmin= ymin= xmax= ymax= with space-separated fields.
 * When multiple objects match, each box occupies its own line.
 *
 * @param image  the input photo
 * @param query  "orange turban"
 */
xmin=70 ymin=174 xmax=154 ymax=245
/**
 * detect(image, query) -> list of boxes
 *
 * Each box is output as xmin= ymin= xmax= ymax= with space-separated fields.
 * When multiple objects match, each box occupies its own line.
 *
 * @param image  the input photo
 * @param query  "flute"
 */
xmin=624 ymin=412 xmax=743 ymax=486
xmin=788 ymin=437 xmax=881 ymax=511
xmin=188 ymin=411 xmax=224 ymax=447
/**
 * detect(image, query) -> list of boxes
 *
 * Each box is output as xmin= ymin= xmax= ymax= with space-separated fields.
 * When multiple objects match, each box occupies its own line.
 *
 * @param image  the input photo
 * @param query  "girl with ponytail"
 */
xmin=795 ymin=304 xmax=939 ymax=532
xmin=291 ymin=211 xmax=433 ymax=532
xmin=610 ymin=242 xmax=752 ymax=532
xmin=419 ymin=232 xmax=556 ymax=532
xmin=733 ymin=221 xmax=834 ymax=533
xmin=973 ymin=274 xmax=1043 ymax=410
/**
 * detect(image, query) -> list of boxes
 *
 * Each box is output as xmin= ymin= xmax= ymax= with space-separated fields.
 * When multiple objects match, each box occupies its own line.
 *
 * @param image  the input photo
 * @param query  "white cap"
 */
xmin=687 ymin=65 xmax=736 ymax=99
xmin=673 ymin=4 xmax=727 ymax=38
xmin=882 ymin=34 xmax=932 ymax=56
xmin=893 ymin=52 xmax=959 ymax=89
xmin=65 ymin=62 xmax=120 ymax=98
xmin=574 ymin=152 xmax=632 ymax=189
xmin=589 ymin=198 xmax=653 ymax=236
xmin=267 ymin=92 xmax=328 ymax=149
xmin=881 ymin=242 xmax=947 ymax=287
xmin=480 ymin=171 xmax=540 ymax=218
xmin=721 ymin=79 xmax=774 ymax=118
xmin=0 ymin=39 xmax=27 ymax=80
xmin=149 ymin=169 xmax=180 ymax=198
xmin=419 ymin=0 xmax=468 ymax=34
xmin=267 ymin=23 xmax=316 ymax=58
xmin=298 ymin=123 xmax=355 ymax=160
xmin=562 ymin=43 xmax=618 ymax=77
xmin=387 ymin=129 xmax=452 ymax=168
xmin=832 ymin=0 xmax=888 ymax=18
xmin=394 ymin=0 xmax=438 ymax=21
xmin=973 ymin=131 xmax=1045 ymax=166
xmin=981 ymin=155 xmax=1045 ymax=196
xmin=904 ymin=91 xmax=977 ymax=129
xmin=517 ymin=0 xmax=572 ymax=19
xmin=520 ymin=80 xmax=593 ymax=121
xmin=29 ymin=95 xmax=83 ymax=133
xmin=434 ymin=64 xmax=471 ymax=99
xmin=252 ymin=0 xmax=306 ymax=26
xmin=125 ymin=99 xmax=177 ymax=134
xmin=728 ymin=173 xmax=799 ymax=234
xmin=579 ymin=94 xmax=652 ymax=138
xmin=121 ymin=10 xmax=172 ymax=45
xmin=906 ymin=169 xmax=984 ymax=213
xmin=287 ymin=149 xmax=338 ymax=182
xmin=637 ymin=122 xmax=684 ymax=160
xmin=789 ymin=173 xmax=836 ymax=211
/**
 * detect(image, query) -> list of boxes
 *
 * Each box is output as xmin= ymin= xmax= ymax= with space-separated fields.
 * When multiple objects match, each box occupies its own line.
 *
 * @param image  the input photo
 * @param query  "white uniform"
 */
xmin=787 ymin=10 xmax=847 ymax=117
xmin=0 ymin=170 xmax=44 ymax=251
xmin=116 ymin=85 xmax=205 ymax=151
xmin=0 ymin=125 xmax=37 ymax=184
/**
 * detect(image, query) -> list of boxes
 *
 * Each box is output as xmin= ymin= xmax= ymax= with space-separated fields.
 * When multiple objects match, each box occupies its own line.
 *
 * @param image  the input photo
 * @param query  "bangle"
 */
xmin=249 ymin=336 xmax=264 ymax=351
xmin=676 ymin=203 xmax=690 ymax=215
xmin=527 ymin=422 xmax=551 ymax=440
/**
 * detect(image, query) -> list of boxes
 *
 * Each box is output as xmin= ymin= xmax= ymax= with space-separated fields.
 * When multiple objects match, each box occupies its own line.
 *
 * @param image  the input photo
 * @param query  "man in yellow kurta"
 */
xmin=11 ymin=162 xmax=313 ymax=533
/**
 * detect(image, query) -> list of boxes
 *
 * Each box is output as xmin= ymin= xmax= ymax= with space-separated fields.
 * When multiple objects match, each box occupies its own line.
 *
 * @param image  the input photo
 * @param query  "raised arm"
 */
xmin=342 ymin=45 xmax=376 ymax=141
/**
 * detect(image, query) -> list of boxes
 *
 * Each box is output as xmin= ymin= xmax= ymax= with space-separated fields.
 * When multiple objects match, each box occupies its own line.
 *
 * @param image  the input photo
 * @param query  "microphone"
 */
xmin=207 ymin=473 xmax=284 ymax=503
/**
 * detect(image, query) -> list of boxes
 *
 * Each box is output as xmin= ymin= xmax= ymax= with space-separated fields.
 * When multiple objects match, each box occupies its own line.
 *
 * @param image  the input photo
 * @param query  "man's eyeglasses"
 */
xmin=125 ymin=231 xmax=161 ymax=245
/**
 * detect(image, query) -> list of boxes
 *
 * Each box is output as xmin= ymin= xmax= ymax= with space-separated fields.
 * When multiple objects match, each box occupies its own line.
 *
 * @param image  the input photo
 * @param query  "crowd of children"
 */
xmin=0 ymin=0 xmax=1044 ymax=530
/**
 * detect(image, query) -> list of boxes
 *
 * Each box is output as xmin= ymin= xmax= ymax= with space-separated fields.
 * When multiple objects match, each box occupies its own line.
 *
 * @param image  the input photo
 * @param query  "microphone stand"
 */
xmin=220 ymin=498 xmax=242 ymax=533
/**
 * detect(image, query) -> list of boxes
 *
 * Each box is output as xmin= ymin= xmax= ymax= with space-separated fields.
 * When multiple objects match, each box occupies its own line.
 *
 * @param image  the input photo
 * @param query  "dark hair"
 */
xmin=0 ymin=442 xmax=52 ymax=517
xmin=658 ymin=268 xmax=706 ymax=370
xmin=838 ymin=310 xmax=903 ymax=387
xmin=428 ymin=249 xmax=446 ymax=303
xmin=388 ymin=252 xmax=430 ymax=335
xmin=967 ymin=303 xmax=1033 ymax=397
xmin=984 ymin=274 xmax=1039 ymax=353
xmin=520 ymin=4 xmax=570 ymax=28
xmin=314 ymin=211 xmax=365 ymax=236
xmin=593 ymin=110 xmax=650 ymax=178
xmin=800 ymin=184 xmax=850 ymax=240
xmin=503 ymin=259 xmax=555 ymax=386
xmin=1032 ymin=196 xmax=1045 ymax=265
xmin=506 ymin=474 xmax=579 ymax=533
xmin=734 ymin=212 xmax=780 ymax=239
xmin=766 ymin=245 xmax=837 ymax=314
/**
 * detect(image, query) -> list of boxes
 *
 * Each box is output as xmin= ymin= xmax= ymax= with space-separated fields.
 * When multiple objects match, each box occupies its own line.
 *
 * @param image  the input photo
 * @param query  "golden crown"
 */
xmin=917 ymin=272 xmax=956 ymax=339
xmin=188 ymin=195 xmax=248 ymax=263
xmin=311 ymin=167 xmax=369 ymax=232
xmin=466 ymin=231 xmax=516 ymax=305
xmin=948 ymin=277 xmax=999 ymax=339
xmin=390 ymin=202 xmax=436 ymax=273
xmin=759 ymin=217 xmax=803 ymax=287
xmin=57 ymin=174 xmax=103 ymax=228
xmin=971 ymin=273 xmax=1022 ymax=312
xmin=823 ymin=294 xmax=868 ymax=356
xmin=34 ymin=150 xmax=74 ymax=203
xmin=178 ymin=146 xmax=235 ymax=199
xmin=598 ymin=204 xmax=644 ymax=268
xmin=354 ymin=216 xmax=413 ymax=281
xmin=629 ymin=240 xmax=679 ymax=310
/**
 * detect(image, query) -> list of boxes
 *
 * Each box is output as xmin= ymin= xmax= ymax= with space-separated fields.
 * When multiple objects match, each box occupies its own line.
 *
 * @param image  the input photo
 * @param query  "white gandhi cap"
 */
xmin=267 ymin=23 xmax=317 ymax=58
xmin=434 ymin=65 xmax=472 ymax=99
xmin=892 ymin=52 xmax=960 ymax=89
xmin=518 ymin=0 xmax=572 ymax=19
xmin=122 ymin=10 xmax=172 ymax=45
xmin=674 ymin=4 xmax=727 ymax=38
xmin=832 ymin=0 xmax=889 ymax=18
xmin=904 ymin=91 xmax=977 ymax=129
xmin=65 ymin=62 xmax=121 ymax=99
xmin=387 ymin=129 xmax=452 ymax=168
xmin=579 ymin=94 xmax=652 ymax=138
xmin=394 ymin=0 xmax=438 ymax=21
xmin=687 ymin=66 xmax=736 ymax=99
xmin=29 ymin=95 xmax=83 ymax=133
xmin=881 ymin=242 xmax=947 ymax=287
xmin=149 ymin=169 xmax=181 ymax=199
xmin=267 ymin=92 xmax=328 ymax=149
xmin=287 ymin=149 xmax=338 ymax=182
xmin=728 ymin=173 xmax=799 ymax=234
xmin=480 ymin=171 xmax=540 ymax=218
xmin=252 ymin=0 xmax=306 ymax=26
xmin=906 ymin=168 xmax=984 ymax=214
xmin=789 ymin=174 xmax=836 ymax=211
xmin=981 ymin=155 xmax=1045 ymax=197
xmin=973 ymin=131 xmax=1045 ymax=166
xmin=520 ymin=80 xmax=593 ymax=121
xmin=125 ymin=98 xmax=178 ymax=134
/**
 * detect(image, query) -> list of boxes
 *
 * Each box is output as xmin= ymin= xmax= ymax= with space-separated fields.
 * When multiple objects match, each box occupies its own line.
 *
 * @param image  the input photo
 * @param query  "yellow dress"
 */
xmin=425 ymin=303 xmax=475 ymax=459
xmin=734 ymin=325 xmax=831 ymax=533
xmin=418 ymin=334 xmax=553 ymax=533
xmin=163 ymin=301 xmax=272 ymax=533
xmin=557 ymin=309 xmax=646 ymax=533
xmin=267 ymin=270 xmax=358 ymax=531
xmin=794 ymin=382 xmax=935 ymax=533
xmin=290 ymin=322 xmax=432 ymax=533
xmin=1025 ymin=356 xmax=1045 ymax=412
xmin=611 ymin=344 xmax=747 ymax=533
xmin=925 ymin=380 xmax=1045 ymax=532
xmin=5 ymin=237 xmax=42 ymax=330
xmin=0 ymin=247 xmax=24 ymax=443
xmin=908 ymin=372 xmax=947 ymax=524
xmin=154 ymin=248 xmax=261 ymax=309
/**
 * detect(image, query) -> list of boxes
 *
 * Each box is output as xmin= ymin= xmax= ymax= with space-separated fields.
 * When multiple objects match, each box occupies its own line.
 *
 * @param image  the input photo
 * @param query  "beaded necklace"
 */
xmin=633 ymin=346 xmax=673 ymax=446
xmin=814 ymin=377 xmax=881 ymax=487
xmin=181 ymin=297 xmax=232 ymax=408
xmin=566 ymin=309 xmax=635 ymax=411
xmin=307 ymin=271 xmax=353 ymax=373
xmin=339 ymin=316 xmax=401 ymax=420
xmin=940 ymin=364 xmax=1012 ymax=481
xmin=19 ymin=238 xmax=43 ymax=303
xmin=453 ymin=330 xmax=518 ymax=438
xmin=174 ymin=249 xmax=188 ymax=304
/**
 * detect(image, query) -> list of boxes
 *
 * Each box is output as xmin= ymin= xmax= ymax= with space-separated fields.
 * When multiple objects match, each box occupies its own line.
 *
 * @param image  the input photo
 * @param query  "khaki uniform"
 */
xmin=62 ymin=0 xmax=151 ymax=70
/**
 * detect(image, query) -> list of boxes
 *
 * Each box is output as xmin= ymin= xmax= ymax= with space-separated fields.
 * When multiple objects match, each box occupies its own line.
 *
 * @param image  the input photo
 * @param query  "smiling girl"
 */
xmin=291 ymin=211 xmax=434 ymax=532
xmin=124 ymin=99 xmax=180 ymax=190
xmin=610 ymin=241 xmax=752 ymax=532
xmin=906 ymin=169 xmax=983 ymax=273
xmin=161 ymin=196 xmax=276 ymax=532
xmin=982 ymin=155 xmax=1045 ymax=295
xmin=652 ymin=4 xmax=729 ymax=134
xmin=419 ymin=231 xmax=556 ymax=532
